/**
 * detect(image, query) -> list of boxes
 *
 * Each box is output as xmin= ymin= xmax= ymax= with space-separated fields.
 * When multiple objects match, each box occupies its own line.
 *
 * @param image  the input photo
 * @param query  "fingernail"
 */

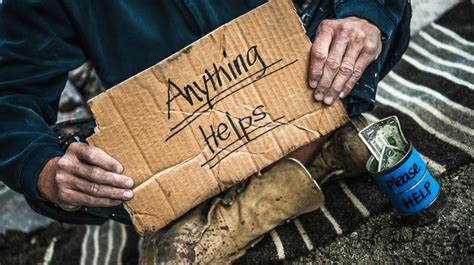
xmin=115 ymin=164 xmax=124 ymax=173
xmin=123 ymin=190 xmax=133 ymax=200
xmin=324 ymin=96 xmax=333 ymax=105
xmin=309 ymin=81 xmax=318 ymax=88
xmin=125 ymin=179 xmax=134 ymax=188
xmin=314 ymin=93 xmax=324 ymax=101
xmin=339 ymin=91 xmax=345 ymax=98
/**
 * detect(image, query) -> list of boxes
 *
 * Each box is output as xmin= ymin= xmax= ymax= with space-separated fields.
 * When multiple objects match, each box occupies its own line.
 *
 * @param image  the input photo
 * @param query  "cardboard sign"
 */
xmin=87 ymin=0 xmax=348 ymax=235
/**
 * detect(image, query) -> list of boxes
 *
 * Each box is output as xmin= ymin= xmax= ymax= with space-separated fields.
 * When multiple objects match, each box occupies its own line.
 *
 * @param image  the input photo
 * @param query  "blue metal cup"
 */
xmin=367 ymin=143 xmax=445 ymax=218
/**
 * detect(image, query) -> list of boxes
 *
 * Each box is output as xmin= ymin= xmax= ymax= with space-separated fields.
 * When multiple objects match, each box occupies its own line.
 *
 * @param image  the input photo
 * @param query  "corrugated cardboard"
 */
xmin=87 ymin=0 xmax=349 ymax=236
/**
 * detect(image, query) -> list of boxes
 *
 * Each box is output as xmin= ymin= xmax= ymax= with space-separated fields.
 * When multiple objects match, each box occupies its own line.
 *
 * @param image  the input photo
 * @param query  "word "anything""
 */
xmin=166 ymin=45 xmax=268 ymax=120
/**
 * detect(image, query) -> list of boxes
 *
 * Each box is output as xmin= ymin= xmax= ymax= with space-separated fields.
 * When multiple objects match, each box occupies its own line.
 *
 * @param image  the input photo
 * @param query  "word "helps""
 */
xmin=199 ymin=105 xmax=268 ymax=154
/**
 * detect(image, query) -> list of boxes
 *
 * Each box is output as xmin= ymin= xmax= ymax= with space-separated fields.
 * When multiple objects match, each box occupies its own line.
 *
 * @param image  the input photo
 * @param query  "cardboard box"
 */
xmin=87 ymin=0 xmax=348 ymax=235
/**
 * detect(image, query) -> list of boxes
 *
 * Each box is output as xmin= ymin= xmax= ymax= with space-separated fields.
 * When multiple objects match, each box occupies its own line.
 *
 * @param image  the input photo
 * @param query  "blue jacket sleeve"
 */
xmin=334 ymin=0 xmax=408 ymax=40
xmin=0 ymin=0 xmax=85 ymax=200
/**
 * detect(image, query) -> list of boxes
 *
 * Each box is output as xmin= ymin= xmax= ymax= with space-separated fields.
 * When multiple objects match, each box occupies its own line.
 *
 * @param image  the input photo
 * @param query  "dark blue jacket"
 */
xmin=0 ymin=0 xmax=410 ymax=205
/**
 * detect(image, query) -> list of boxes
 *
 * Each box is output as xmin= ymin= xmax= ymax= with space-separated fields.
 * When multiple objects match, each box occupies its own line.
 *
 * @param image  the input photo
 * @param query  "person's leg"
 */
xmin=286 ymin=134 xmax=331 ymax=165
xmin=285 ymin=115 xmax=371 ymax=185
xmin=141 ymin=158 xmax=324 ymax=264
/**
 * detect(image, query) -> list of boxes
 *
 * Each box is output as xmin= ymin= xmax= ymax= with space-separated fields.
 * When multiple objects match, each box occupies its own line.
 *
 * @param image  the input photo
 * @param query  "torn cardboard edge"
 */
xmin=87 ymin=0 xmax=349 ymax=236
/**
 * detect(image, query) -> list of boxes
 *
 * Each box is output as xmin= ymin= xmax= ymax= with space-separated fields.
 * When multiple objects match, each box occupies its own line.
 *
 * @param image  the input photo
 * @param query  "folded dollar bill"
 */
xmin=358 ymin=115 xmax=409 ymax=163
xmin=378 ymin=144 xmax=406 ymax=171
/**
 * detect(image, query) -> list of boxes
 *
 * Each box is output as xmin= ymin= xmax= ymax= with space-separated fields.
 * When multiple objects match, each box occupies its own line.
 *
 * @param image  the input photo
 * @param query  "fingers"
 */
xmin=52 ymin=143 xmax=136 ymax=209
xmin=57 ymin=188 xmax=123 ymax=208
xmin=57 ymin=157 xmax=134 ymax=189
xmin=69 ymin=142 xmax=123 ymax=173
xmin=314 ymin=31 xmax=350 ymax=103
xmin=54 ymin=162 xmax=133 ymax=209
xmin=59 ymin=204 xmax=81 ymax=211
xmin=309 ymin=20 xmax=333 ymax=89
xmin=323 ymin=43 xmax=363 ymax=104
xmin=340 ymin=51 xmax=374 ymax=99
xmin=71 ymin=176 xmax=133 ymax=200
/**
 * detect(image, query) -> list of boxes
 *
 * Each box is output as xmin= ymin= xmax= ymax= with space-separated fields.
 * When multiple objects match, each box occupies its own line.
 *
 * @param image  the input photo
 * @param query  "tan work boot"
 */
xmin=141 ymin=158 xmax=324 ymax=264
xmin=307 ymin=115 xmax=370 ymax=184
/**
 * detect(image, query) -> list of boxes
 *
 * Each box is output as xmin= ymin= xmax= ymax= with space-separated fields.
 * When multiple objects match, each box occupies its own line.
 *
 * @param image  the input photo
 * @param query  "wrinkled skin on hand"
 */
xmin=308 ymin=16 xmax=382 ymax=105
xmin=37 ymin=142 xmax=134 ymax=211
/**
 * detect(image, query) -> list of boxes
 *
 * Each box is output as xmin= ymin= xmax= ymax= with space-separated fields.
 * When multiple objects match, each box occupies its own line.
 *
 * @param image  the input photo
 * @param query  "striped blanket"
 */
xmin=39 ymin=2 xmax=474 ymax=264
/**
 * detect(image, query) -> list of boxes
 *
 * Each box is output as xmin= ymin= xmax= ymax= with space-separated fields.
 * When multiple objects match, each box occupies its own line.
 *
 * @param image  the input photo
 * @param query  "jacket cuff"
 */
xmin=18 ymin=144 xmax=63 ymax=201
xmin=334 ymin=0 xmax=397 ymax=40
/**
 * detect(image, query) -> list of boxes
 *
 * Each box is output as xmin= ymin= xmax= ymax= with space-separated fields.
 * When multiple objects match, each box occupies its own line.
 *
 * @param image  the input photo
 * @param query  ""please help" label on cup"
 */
xmin=370 ymin=145 xmax=441 ymax=216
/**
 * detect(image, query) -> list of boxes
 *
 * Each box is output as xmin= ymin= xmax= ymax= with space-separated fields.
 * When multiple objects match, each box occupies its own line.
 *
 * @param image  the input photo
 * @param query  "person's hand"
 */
xmin=37 ymin=142 xmax=134 ymax=211
xmin=308 ymin=17 xmax=382 ymax=105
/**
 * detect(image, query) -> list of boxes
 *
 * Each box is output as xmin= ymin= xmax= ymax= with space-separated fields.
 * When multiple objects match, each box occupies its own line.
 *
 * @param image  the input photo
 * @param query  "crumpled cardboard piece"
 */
xmin=87 ymin=0 xmax=349 ymax=236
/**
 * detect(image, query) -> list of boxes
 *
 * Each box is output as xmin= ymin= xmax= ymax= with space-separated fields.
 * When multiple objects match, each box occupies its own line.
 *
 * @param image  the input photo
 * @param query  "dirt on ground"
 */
xmin=0 ymin=223 xmax=77 ymax=265
xmin=294 ymin=162 xmax=473 ymax=263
